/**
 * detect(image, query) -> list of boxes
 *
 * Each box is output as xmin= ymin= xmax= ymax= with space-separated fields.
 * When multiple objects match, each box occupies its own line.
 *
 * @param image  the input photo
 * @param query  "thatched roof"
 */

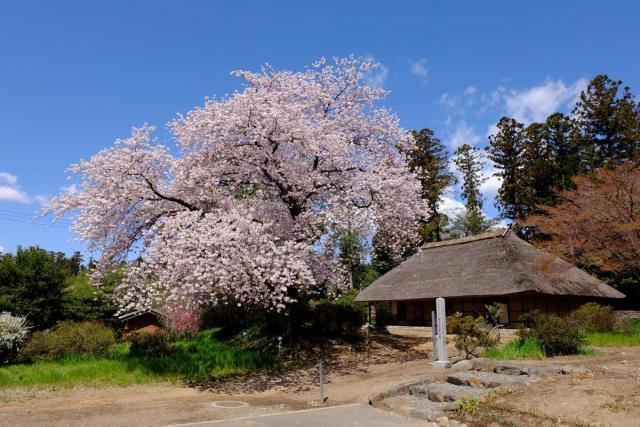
xmin=356 ymin=229 xmax=624 ymax=302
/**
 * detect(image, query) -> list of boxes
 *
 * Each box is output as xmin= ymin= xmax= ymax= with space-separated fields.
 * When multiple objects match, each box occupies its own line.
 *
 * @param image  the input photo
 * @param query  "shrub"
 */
xmin=447 ymin=313 xmax=499 ymax=359
xmin=165 ymin=309 xmax=202 ymax=339
xmin=571 ymin=303 xmax=616 ymax=332
xmin=520 ymin=311 xmax=585 ymax=356
xmin=0 ymin=312 xmax=29 ymax=363
xmin=373 ymin=303 xmax=392 ymax=332
xmin=310 ymin=300 xmax=365 ymax=336
xmin=128 ymin=331 xmax=173 ymax=357
xmin=20 ymin=321 xmax=115 ymax=361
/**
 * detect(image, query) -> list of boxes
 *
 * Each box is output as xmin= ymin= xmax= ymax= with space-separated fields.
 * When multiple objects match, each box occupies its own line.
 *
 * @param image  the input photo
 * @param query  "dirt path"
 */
xmin=0 ymin=333 xmax=437 ymax=427
xmin=2 ymin=331 xmax=640 ymax=427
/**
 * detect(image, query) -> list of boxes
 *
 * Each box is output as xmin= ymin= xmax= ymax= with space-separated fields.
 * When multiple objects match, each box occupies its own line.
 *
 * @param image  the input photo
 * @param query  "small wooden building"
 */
xmin=119 ymin=309 xmax=168 ymax=338
xmin=356 ymin=229 xmax=624 ymax=325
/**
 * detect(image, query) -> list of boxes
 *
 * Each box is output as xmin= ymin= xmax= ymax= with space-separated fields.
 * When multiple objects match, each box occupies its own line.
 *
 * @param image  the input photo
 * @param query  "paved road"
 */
xmin=168 ymin=404 xmax=428 ymax=427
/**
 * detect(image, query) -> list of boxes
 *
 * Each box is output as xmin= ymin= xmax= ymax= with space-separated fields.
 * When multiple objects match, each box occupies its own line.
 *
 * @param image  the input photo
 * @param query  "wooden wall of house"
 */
xmin=391 ymin=294 xmax=611 ymax=326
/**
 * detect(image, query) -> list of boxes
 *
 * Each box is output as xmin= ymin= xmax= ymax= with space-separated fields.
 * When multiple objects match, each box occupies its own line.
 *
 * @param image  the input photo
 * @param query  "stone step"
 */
xmin=447 ymin=370 xmax=535 ymax=388
xmin=378 ymin=395 xmax=457 ymax=422
xmin=423 ymin=382 xmax=488 ymax=403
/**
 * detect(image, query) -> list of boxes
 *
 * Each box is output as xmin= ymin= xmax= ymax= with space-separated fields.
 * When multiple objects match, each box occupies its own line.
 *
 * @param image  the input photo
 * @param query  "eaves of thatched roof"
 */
xmin=356 ymin=229 xmax=625 ymax=302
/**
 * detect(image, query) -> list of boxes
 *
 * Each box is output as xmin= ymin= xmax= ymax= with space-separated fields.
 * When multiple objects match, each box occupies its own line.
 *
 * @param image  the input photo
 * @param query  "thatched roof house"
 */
xmin=356 ymin=229 xmax=624 ymax=325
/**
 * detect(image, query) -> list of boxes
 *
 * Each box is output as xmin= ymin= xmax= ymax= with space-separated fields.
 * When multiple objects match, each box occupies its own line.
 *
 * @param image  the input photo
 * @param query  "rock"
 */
xmin=409 ymin=385 xmax=430 ymax=396
xmin=436 ymin=416 xmax=450 ymax=426
xmin=427 ymin=383 xmax=488 ymax=402
xmin=451 ymin=360 xmax=474 ymax=372
xmin=527 ymin=366 xmax=563 ymax=377
xmin=447 ymin=371 xmax=531 ymax=388
xmin=560 ymin=365 xmax=589 ymax=374
xmin=494 ymin=365 xmax=528 ymax=376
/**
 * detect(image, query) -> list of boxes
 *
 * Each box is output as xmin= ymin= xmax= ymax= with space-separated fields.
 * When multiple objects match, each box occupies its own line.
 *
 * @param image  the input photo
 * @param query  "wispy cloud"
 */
xmin=0 ymin=172 xmax=48 ymax=205
xmin=0 ymin=244 xmax=4 ymax=253
xmin=364 ymin=55 xmax=389 ymax=88
xmin=408 ymin=59 xmax=428 ymax=83
xmin=503 ymin=78 xmax=588 ymax=124
xmin=447 ymin=121 xmax=481 ymax=149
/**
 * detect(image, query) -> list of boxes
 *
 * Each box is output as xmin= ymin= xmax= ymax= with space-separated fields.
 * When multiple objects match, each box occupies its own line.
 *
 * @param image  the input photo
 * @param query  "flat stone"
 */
xmin=493 ymin=365 xmax=529 ymax=376
xmin=560 ymin=365 xmax=588 ymax=374
xmin=380 ymin=395 xmax=455 ymax=422
xmin=426 ymin=383 xmax=488 ymax=402
xmin=447 ymin=371 xmax=531 ymax=388
xmin=450 ymin=360 xmax=474 ymax=372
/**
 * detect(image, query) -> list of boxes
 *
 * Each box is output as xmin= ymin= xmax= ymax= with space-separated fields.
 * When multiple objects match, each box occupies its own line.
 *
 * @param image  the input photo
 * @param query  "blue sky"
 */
xmin=1 ymin=0 xmax=639 ymax=257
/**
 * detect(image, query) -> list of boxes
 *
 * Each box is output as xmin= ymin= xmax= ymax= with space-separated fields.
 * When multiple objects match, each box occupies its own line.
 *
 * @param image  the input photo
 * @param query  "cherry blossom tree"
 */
xmin=48 ymin=57 xmax=426 ymax=314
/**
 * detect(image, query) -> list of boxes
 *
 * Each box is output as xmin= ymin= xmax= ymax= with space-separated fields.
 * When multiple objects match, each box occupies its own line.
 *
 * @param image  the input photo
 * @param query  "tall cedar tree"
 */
xmin=543 ymin=112 xmax=580 ymax=191
xmin=487 ymin=117 xmax=525 ymax=221
xmin=454 ymin=144 xmax=485 ymax=215
xmin=521 ymin=122 xmax=556 ymax=212
xmin=406 ymin=128 xmax=455 ymax=242
xmin=572 ymin=75 xmax=640 ymax=169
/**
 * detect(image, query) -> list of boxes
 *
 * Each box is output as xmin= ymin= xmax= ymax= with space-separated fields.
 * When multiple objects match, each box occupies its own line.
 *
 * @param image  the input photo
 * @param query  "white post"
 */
xmin=433 ymin=297 xmax=449 ymax=368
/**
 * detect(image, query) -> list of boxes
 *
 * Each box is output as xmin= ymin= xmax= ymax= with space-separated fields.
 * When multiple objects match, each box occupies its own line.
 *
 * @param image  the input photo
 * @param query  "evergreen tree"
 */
xmin=487 ymin=117 xmax=525 ymax=221
xmin=453 ymin=144 xmax=493 ymax=236
xmin=454 ymin=144 xmax=486 ymax=216
xmin=572 ymin=75 xmax=640 ymax=169
xmin=521 ymin=122 xmax=556 ymax=213
xmin=543 ymin=112 xmax=580 ymax=191
xmin=406 ymin=128 xmax=455 ymax=242
xmin=337 ymin=230 xmax=367 ymax=290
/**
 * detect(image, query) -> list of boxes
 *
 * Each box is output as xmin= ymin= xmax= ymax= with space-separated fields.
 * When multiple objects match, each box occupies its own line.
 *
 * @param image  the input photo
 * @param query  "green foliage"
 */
xmin=0 ymin=247 xmax=68 ymax=330
xmin=309 ymin=296 xmax=366 ymax=336
xmin=454 ymin=143 xmax=486 ymax=217
xmin=373 ymin=303 xmax=392 ymax=332
xmin=519 ymin=311 xmax=586 ymax=356
xmin=406 ymin=128 xmax=455 ymax=243
xmin=571 ymin=303 xmax=617 ymax=332
xmin=585 ymin=319 xmax=640 ymax=346
xmin=0 ymin=329 xmax=279 ymax=388
xmin=337 ymin=230 xmax=368 ymax=290
xmin=128 ymin=331 xmax=173 ymax=357
xmin=133 ymin=329 xmax=280 ymax=382
xmin=62 ymin=272 xmax=117 ymax=323
xmin=457 ymin=397 xmax=480 ymax=413
xmin=484 ymin=302 xmax=503 ymax=327
xmin=447 ymin=313 xmax=498 ymax=359
xmin=488 ymin=117 xmax=526 ymax=221
xmin=482 ymin=337 xmax=545 ymax=360
xmin=20 ymin=321 xmax=115 ymax=361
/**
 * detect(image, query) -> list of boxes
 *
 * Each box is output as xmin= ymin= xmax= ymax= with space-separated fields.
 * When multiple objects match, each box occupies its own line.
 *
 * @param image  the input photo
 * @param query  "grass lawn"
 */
xmin=586 ymin=319 xmax=640 ymax=347
xmin=482 ymin=337 xmax=595 ymax=360
xmin=586 ymin=331 xmax=640 ymax=346
xmin=482 ymin=337 xmax=545 ymax=360
xmin=0 ymin=329 xmax=279 ymax=389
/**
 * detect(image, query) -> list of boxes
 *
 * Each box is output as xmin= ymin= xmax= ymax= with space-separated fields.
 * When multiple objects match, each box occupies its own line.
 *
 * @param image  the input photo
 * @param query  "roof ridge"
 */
xmin=420 ymin=228 xmax=507 ymax=250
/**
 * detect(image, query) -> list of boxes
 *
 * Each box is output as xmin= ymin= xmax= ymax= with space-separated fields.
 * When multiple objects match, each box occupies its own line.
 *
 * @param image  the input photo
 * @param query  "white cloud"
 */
xmin=364 ymin=56 xmax=389 ymax=88
xmin=448 ymin=121 xmax=482 ymax=149
xmin=504 ymin=78 xmax=588 ymax=124
xmin=0 ymin=244 xmax=4 ymax=253
xmin=0 ymin=172 xmax=48 ymax=204
xmin=464 ymin=86 xmax=477 ymax=96
xmin=439 ymin=194 xmax=465 ymax=217
xmin=0 ymin=172 xmax=31 ymax=203
xmin=408 ymin=59 xmax=428 ymax=83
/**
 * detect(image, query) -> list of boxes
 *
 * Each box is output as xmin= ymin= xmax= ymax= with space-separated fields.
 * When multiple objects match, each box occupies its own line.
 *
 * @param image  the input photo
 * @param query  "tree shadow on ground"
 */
xmin=190 ymin=332 xmax=431 ymax=395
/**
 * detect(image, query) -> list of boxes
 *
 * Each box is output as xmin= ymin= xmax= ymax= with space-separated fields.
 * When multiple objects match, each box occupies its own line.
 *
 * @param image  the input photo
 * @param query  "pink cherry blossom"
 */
xmin=47 ymin=57 xmax=427 ymax=313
